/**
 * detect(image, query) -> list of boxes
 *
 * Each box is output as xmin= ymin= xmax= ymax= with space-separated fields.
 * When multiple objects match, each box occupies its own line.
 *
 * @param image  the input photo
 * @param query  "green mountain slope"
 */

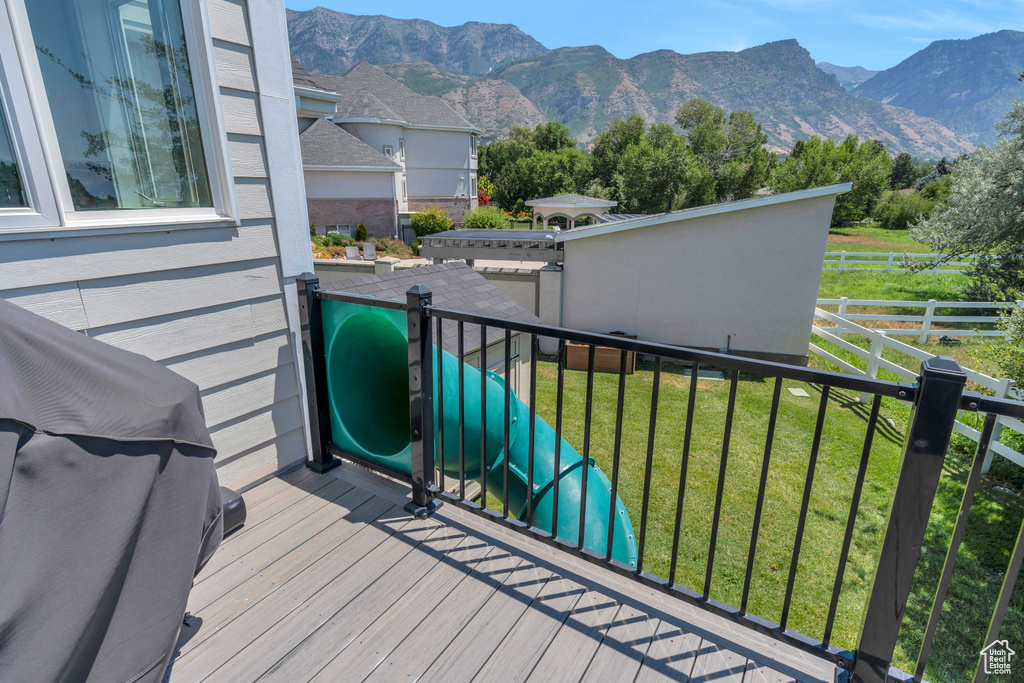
xmin=854 ymin=30 xmax=1024 ymax=145
xmin=286 ymin=7 xmax=547 ymax=76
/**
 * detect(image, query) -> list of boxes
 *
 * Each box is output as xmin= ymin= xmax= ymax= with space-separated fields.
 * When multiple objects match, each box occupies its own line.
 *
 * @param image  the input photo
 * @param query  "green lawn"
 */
xmin=818 ymin=271 xmax=970 ymax=302
xmin=530 ymin=358 xmax=1023 ymax=681
xmin=826 ymin=225 xmax=933 ymax=254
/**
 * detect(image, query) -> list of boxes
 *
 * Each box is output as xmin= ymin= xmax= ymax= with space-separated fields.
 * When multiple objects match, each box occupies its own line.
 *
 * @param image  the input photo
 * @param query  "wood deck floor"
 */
xmin=164 ymin=465 xmax=836 ymax=682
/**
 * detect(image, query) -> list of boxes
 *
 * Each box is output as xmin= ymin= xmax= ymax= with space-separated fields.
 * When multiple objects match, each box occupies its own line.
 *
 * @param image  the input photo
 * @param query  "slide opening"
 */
xmin=328 ymin=311 xmax=410 ymax=457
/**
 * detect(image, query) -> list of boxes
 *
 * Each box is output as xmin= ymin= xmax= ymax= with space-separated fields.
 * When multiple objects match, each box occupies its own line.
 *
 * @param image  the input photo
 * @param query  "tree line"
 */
xmin=479 ymin=99 xmax=899 ymax=227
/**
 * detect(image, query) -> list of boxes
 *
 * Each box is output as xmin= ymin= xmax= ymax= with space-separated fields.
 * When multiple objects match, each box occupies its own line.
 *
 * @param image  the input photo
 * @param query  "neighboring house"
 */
xmin=0 ymin=0 xmax=313 ymax=492
xmin=292 ymin=59 xmax=481 ymax=236
xmin=300 ymin=118 xmax=402 ymax=239
xmin=322 ymin=262 xmax=538 ymax=398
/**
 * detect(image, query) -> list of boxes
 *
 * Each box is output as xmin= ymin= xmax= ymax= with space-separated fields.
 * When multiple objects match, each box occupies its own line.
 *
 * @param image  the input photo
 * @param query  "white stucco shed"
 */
xmin=553 ymin=183 xmax=852 ymax=364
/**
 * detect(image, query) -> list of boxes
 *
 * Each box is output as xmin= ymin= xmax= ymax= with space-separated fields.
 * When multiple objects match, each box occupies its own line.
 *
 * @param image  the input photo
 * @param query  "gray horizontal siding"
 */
xmin=0 ymin=0 xmax=307 ymax=491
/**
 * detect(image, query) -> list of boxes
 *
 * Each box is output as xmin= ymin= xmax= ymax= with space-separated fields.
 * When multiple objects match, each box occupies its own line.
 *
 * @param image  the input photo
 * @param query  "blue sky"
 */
xmin=284 ymin=0 xmax=1023 ymax=71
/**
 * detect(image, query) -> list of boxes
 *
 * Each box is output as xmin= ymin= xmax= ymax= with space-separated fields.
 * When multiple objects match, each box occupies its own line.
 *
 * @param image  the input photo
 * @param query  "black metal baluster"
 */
xmin=670 ymin=361 xmax=700 ymax=587
xmin=704 ymin=368 xmax=739 ymax=600
xmin=527 ymin=334 xmax=538 ymax=529
xmin=606 ymin=349 xmax=629 ymax=561
xmin=458 ymin=321 xmax=466 ymax=500
xmin=780 ymin=385 xmax=831 ymax=631
xmin=823 ymin=394 xmax=881 ymax=648
xmin=552 ymin=340 xmax=566 ymax=539
xmin=480 ymin=324 xmax=488 ymax=511
xmin=637 ymin=357 xmax=662 ymax=574
xmin=436 ymin=317 xmax=445 ymax=492
xmin=975 ymin=501 xmax=1024 ymax=683
xmin=503 ymin=329 xmax=512 ymax=518
xmin=578 ymin=344 xmax=596 ymax=551
xmin=741 ymin=376 xmax=783 ymax=615
xmin=910 ymin=413 xmax=995 ymax=679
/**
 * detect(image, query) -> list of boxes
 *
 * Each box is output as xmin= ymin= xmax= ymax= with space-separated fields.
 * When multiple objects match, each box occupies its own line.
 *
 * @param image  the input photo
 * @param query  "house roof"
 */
xmin=554 ymin=183 xmax=854 ymax=243
xmin=525 ymin=193 xmax=618 ymax=208
xmin=334 ymin=89 xmax=405 ymax=124
xmin=299 ymin=118 xmax=401 ymax=170
xmin=292 ymin=58 xmax=330 ymax=92
xmin=313 ymin=62 xmax=478 ymax=132
xmin=321 ymin=262 xmax=540 ymax=355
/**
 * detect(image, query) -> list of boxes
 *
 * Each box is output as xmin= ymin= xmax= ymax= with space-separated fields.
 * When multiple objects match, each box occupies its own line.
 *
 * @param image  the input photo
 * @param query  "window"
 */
xmin=401 ymin=177 xmax=407 ymax=201
xmin=383 ymin=145 xmax=393 ymax=158
xmin=325 ymin=224 xmax=353 ymax=238
xmin=471 ymin=175 xmax=477 ymax=199
xmin=470 ymin=134 xmax=477 ymax=158
xmin=398 ymin=138 xmax=405 ymax=161
xmin=0 ymin=100 xmax=26 ymax=208
xmin=20 ymin=0 xmax=213 ymax=212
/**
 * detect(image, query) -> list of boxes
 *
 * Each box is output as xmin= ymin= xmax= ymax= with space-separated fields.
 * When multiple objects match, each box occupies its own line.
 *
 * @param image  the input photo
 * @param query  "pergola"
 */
xmin=525 ymin=193 xmax=617 ymax=230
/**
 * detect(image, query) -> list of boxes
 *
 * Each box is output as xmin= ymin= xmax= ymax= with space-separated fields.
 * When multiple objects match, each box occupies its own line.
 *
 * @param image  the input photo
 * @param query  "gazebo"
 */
xmin=525 ymin=193 xmax=617 ymax=230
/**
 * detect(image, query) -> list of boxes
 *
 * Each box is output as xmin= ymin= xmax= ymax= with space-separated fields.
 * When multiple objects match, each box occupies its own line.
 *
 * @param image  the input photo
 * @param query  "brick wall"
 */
xmin=307 ymin=199 xmax=397 ymax=239
xmin=408 ymin=197 xmax=474 ymax=225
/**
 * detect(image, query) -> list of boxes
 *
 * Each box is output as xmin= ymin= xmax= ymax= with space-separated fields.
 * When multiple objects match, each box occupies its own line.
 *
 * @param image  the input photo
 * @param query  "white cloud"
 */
xmin=855 ymin=8 xmax=1008 ymax=36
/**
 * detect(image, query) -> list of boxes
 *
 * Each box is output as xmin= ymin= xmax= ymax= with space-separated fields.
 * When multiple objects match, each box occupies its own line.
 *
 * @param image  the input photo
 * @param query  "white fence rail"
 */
xmin=815 ymin=297 xmax=1023 ymax=343
xmin=823 ymin=251 xmax=986 ymax=274
xmin=809 ymin=307 xmax=1022 ymax=472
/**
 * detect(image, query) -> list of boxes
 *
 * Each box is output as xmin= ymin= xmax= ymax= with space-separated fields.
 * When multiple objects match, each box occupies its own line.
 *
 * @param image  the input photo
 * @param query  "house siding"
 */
xmin=408 ymin=197 xmax=474 ymax=224
xmin=0 ymin=0 xmax=312 ymax=492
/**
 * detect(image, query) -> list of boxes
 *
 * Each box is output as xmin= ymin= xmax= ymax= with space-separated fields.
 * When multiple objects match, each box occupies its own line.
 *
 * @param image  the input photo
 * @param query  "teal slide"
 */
xmin=322 ymin=300 xmax=638 ymax=567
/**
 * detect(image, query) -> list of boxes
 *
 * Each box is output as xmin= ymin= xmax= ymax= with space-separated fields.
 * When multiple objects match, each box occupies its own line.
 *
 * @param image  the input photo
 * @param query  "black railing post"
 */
xmin=850 ymin=357 xmax=966 ymax=682
xmin=406 ymin=285 xmax=442 ymax=518
xmin=297 ymin=273 xmax=338 ymax=473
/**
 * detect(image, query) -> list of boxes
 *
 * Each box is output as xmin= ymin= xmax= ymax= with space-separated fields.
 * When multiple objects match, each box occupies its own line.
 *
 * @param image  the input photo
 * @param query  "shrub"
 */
xmin=370 ymin=237 xmax=413 ymax=258
xmin=462 ymin=205 xmax=508 ymax=230
xmin=322 ymin=232 xmax=355 ymax=247
xmin=309 ymin=223 xmax=317 ymax=238
xmin=410 ymin=206 xmax=453 ymax=237
xmin=355 ymin=223 xmax=368 ymax=241
xmin=410 ymin=239 xmax=421 ymax=255
xmin=873 ymin=191 xmax=935 ymax=231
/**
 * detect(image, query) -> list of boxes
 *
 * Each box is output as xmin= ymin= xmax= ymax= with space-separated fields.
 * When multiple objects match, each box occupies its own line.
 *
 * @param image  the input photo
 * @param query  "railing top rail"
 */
xmin=817 ymin=298 xmax=1016 ymax=308
xmin=427 ymin=305 xmax=916 ymax=401
xmin=962 ymin=390 xmax=1024 ymax=420
xmin=316 ymin=288 xmax=407 ymax=311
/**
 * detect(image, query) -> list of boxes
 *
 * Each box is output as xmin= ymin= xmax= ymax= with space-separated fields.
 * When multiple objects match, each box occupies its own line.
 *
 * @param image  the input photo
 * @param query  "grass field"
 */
xmin=530 ymin=358 xmax=1023 ymax=681
xmin=826 ymin=225 xmax=932 ymax=254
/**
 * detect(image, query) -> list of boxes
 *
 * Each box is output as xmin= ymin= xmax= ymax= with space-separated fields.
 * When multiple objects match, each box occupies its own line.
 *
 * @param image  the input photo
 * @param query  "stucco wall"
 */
xmin=560 ymin=195 xmax=838 ymax=361
xmin=303 ymin=169 xmax=395 ymax=199
xmin=307 ymin=199 xmax=397 ymax=239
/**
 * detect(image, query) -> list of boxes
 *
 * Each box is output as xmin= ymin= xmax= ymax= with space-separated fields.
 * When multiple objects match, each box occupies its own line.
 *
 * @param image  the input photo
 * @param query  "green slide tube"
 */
xmin=322 ymin=300 xmax=638 ymax=567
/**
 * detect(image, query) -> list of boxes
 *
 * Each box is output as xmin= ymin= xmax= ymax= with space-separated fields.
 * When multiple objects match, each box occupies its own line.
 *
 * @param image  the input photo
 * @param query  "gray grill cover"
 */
xmin=0 ymin=299 xmax=223 ymax=682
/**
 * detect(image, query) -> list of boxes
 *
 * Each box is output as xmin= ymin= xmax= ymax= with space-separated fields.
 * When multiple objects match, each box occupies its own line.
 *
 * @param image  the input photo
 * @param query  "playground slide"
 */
xmin=322 ymin=301 xmax=638 ymax=567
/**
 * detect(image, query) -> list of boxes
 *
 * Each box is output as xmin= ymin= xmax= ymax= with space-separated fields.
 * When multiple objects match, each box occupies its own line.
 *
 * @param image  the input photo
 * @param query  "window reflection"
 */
xmin=28 ymin=0 xmax=212 ymax=211
xmin=0 ymin=100 xmax=26 ymax=208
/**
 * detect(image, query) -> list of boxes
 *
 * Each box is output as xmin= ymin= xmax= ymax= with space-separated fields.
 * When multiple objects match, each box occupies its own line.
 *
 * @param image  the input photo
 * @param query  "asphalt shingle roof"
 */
xmin=313 ymin=62 xmax=476 ymax=130
xmin=525 ymin=193 xmax=618 ymax=207
xmin=335 ymin=89 xmax=404 ymax=123
xmin=292 ymin=57 xmax=327 ymax=90
xmin=322 ymin=262 xmax=540 ymax=355
xmin=299 ymin=118 xmax=401 ymax=169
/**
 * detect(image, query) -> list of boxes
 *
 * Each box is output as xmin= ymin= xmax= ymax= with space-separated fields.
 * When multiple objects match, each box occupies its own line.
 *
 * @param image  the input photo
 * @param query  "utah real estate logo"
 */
xmin=981 ymin=640 xmax=1016 ymax=676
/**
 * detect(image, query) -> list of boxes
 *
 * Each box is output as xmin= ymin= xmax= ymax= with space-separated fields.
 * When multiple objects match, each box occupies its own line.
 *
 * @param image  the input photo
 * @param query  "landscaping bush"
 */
xmin=321 ymin=232 xmax=355 ymax=247
xmin=309 ymin=223 xmax=317 ymax=238
xmin=410 ymin=239 xmax=421 ymax=255
xmin=874 ymin=190 xmax=935 ymax=230
xmin=462 ymin=205 xmax=508 ymax=230
xmin=410 ymin=206 xmax=453 ymax=237
xmin=369 ymin=237 xmax=413 ymax=258
xmin=355 ymin=223 xmax=367 ymax=241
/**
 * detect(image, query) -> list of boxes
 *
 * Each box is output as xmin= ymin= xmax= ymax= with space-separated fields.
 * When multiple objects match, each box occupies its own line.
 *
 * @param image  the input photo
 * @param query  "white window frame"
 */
xmin=0 ymin=0 xmax=236 ymax=234
xmin=398 ymin=138 xmax=404 ymax=162
xmin=401 ymin=176 xmax=407 ymax=201
xmin=471 ymin=174 xmax=477 ymax=199
xmin=470 ymin=134 xmax=477 ymax=159
xmin=383 ymin=144 xmax=393 ymax=158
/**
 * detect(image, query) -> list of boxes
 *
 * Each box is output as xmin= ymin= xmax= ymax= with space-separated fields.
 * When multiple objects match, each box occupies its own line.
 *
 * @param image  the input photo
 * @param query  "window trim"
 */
xmin=398 ymin=138 xmax=405 ymax=162
xmin=0 ymin=0 xmax=236 ymax=234
xmin=383 ymin=144 xmax=393 ymax=158
xmin=470 ymin=134 xmax=477 ymax=159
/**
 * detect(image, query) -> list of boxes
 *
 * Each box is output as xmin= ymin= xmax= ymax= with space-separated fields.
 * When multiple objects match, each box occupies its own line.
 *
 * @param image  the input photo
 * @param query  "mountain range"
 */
xmin=287 ymin=8 xmax=1024 ymax=157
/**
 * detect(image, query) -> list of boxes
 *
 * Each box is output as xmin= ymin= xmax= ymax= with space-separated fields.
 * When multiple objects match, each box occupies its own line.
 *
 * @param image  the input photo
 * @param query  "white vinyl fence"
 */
xmin=823 ymin=251 xmax=985 ymax=274
xmin=809 ymin=307 xmax=1022 ymax=472
xmin=816 ymin=297 xmax=1024 ymax=343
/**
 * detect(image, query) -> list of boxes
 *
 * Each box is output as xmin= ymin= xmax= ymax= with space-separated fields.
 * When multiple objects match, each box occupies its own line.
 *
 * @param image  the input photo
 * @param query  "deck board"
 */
xmin=165 ymin=467 xmax=834 ymax=683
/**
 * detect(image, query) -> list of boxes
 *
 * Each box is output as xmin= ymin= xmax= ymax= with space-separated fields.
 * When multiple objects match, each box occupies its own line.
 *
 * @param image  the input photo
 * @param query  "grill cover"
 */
xmin=0 ymin=299 xmax=223 ymax=682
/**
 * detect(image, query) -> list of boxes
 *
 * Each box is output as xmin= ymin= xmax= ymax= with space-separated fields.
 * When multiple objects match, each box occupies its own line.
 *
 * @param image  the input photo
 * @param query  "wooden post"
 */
xmin=918 ymin=299 xmax=938 ymax=344
xmin=860 ymin=332 xmax=887 ymax=403
xmin=837 ymin=296 xmax=850 ymax=338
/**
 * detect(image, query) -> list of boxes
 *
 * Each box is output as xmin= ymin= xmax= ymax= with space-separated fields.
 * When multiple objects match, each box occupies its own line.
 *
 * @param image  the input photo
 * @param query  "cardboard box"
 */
xmin=565 ymin=333 xmax=637 ymax=374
